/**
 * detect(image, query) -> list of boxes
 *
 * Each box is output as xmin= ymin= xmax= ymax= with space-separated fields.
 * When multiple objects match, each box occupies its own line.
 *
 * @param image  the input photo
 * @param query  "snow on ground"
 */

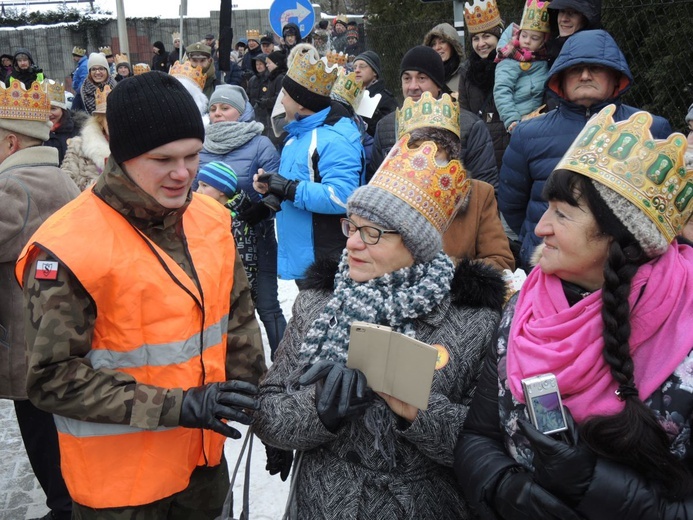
xmin=224 ymin=278 xmax=298 ymax=519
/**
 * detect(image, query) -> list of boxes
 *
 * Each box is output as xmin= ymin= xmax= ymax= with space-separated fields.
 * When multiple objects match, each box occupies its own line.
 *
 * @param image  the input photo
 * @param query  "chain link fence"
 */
xmin=363 ymin=0 xmax=693 ymax=133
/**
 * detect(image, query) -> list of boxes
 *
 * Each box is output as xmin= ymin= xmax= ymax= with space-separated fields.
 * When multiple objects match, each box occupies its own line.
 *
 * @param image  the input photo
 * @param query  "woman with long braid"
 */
xmin=454 ymin=105 xmax=693 ymax=519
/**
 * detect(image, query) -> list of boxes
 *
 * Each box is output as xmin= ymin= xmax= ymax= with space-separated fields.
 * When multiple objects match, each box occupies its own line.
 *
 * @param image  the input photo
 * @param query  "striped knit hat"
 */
xmin=197 ymin=161 xmax=238 ymax=198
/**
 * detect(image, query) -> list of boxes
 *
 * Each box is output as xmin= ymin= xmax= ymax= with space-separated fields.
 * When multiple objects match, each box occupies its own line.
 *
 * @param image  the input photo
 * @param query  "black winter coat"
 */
xmin=44 ymin=110 xmax=77 ymax=165
xmin=151 ymin=51 xmax=169 ymax=73
xmin=370 ymin=108 xmax=499 ymax=191
xmin=458 ymin=55 xmax=509 ymax=173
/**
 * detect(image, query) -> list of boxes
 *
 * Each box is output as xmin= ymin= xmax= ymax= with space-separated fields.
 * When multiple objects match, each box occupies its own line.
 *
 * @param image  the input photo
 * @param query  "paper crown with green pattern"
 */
xmin=555 ymin=104 xmax=693 ymax=250
xmin=520 ymin=0 xmax=551 ymax=33
xmin=396 ymin=91 xmax=460 ymax=139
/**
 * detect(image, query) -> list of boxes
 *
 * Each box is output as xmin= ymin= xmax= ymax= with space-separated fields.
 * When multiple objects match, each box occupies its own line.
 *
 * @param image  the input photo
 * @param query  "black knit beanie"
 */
xmin=399 ymin=45 xmax=449 ymax=93
xmin=354 ymin=50 xmax=382 ymax=78
xmin=282 ymin=75 xmax=331 ymax=113
xmin=107 ymin=71 xmax=205 ymax=164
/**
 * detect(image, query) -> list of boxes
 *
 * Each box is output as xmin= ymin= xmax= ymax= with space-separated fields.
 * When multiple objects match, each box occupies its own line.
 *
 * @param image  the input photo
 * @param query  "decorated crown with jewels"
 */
xmin=246 ymin=29 xmax=261 ymax=41
xmin=170 ymin=60 xmax=205 ymax=90
xmin=133 ymin=63 xmax=151 ymax=75
xmin=0 ymin=80 xmax=50 ymax=122
xmin=464 ymin=0 xmax=503 ymax=34
xmin=556 ymin=104 xmax=693 ymax=242
xmin=98 ymin=46 xmax=113 ymax=56
xmin=371 ymin=134 xmax=470 ymax=233
xmin=286 ymin=51 xmax=339 ymax=97
xmin=42 ymin=79 xmax=65 ymax=107
xmin=326 ymin=51 xmax=348 ymax=67
xmin=520 ymin=0 xmax=551 ymax=33
xmin=114 ymin=53 xmax=129 ymax=65
xmin=72 ymin=46 xmax=86 ymax=57
xmin=93 ymin=85 xmax=112 ymax=114
xmin=330 ymin=67 xmax=363 ymax=110
xmin=396 ymin=91 xmax=460 ymax=139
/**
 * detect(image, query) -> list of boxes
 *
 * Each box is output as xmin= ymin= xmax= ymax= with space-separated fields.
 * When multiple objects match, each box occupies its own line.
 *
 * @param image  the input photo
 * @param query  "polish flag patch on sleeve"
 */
xmin=35 ymin=260 xmax=59 ymax=280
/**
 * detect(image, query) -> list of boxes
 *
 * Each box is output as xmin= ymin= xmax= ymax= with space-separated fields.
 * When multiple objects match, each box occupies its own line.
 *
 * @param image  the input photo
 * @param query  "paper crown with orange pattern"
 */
xmin=555 ymin=104 xmax=693 ymax=254
xmin=326 ymin=51 xmax=349 ymax=67
xmin=93 ymin=85 xmax=112 ymax=114
xmin=330 ymin=67 xmax=363 ymax=110
xmin=347 ymin=134 xmax=469 ymax=262
xmin=133 ymin=63 xmax=151 ymax=75
xmin=98 ymin=46 xmax=113 ymax=56
xmin=0 ymin=80 xmax=50 ymax=121
xmin=170 ymin=60 xmax=205 ymax=90
xmin=246 ymin=29 xmax=261 ymax=42
xmin=286 ymin=51 xmax=339 ymax=98
xmin=520 ymin=0 xmax=551 ymax=33
xmin=114 ymin=53 xmax=129 ymax=65
xmin=464 ymin=0 xmax=503 ymax=34
xmin=42 ymin=79 xmax=66 ymax=109
xmin=396 ymin=91 xmax=460 ymax=139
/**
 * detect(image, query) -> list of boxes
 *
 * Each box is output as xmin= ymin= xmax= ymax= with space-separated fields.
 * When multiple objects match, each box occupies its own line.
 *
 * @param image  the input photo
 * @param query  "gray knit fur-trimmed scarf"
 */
xmin=295 ymin=250 xmax=455 ymax=468
xmin=203 ymin=120 xmax=264 ymax=154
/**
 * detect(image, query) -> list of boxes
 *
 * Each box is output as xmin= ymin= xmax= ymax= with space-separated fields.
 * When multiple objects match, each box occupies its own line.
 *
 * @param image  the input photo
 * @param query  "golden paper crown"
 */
xmin=99 ymin=46 xmax=113 ymax=56
xmin=464 ymin=0 xmax=503 ymax=34
xmin=42 ymin=79 xmax=65 ymax=107
xmin=286 ymin=52 xmax=338 ymax=97
xmin=246 ymin=29 xmax=261 ymax=41
xmin=133 ymin=63 xmax=151 ymax=75
xmin=326 ymin=51 xmax=348 ymax=67
xmin=396 ymin=92 xmax=460 ymax=139
xmin=335 ymin=14 xmax=348 ymax=25
xmin=556 ymin=104 xmax=693 ymax=243
xmin=172 ymin=31 xmax=181 ymax=42
xmin=0 ymin=81 xmax=50 ymax=122
xmin=93 ymin=85 xmax=112 ymax=114
xmin=330 ymin=67 xmax=363 ymax=109
xmin=371 ymin=135 xmax=470 ymax=233
xmin=520 ymin=0 xmax=551 ymax=33
xmin=170 ymin=60 xmax=205 ymax=90
xmin=72 ymin=46 xmax=86 ymax=57
xmin=114 ymin=53 xmax=129 ymax=65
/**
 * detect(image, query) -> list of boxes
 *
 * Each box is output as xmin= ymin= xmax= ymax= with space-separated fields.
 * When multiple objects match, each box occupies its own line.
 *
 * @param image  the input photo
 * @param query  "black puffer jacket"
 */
xmin=458 ymin=52 xmax=509 ymax=172
xmin=370 ymin=108 xmax=499 ymax=191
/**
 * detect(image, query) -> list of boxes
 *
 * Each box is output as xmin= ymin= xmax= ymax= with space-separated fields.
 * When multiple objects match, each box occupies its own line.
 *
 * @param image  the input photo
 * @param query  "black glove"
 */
xmin=492 ymin=468 xmax=583 ymax=520
xmin=257 ymin=172 xmax=299 ymax=203
xmin=179 ymin=380 xmax=259 ymax=439
xmin=234 ymin=199 xmax=271 ymax=226
xmin=519 ymin=407 xmax=596 ymax=507
xmin=264 ymin=442 xmax=293 ymax=481
xmin=299 ymin=360 xmax=374 ymax=432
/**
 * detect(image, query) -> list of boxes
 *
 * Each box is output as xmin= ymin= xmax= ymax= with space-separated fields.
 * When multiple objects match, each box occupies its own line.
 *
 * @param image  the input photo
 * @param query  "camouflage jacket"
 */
xmin=22 ymin=157 xmax=266 ymax=429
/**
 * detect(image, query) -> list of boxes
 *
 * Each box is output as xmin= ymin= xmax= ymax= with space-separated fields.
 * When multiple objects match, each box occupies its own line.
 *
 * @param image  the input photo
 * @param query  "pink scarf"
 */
xmin=507 ymin=244 xmax=693 ymax=422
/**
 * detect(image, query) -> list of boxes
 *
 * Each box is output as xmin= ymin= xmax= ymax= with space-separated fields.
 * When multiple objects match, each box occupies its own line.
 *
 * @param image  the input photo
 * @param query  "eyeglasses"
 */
xmin=91 ymin=67 xmax=107 ymax=73
xmin=340 ymin=218 xmax=399 ymax=245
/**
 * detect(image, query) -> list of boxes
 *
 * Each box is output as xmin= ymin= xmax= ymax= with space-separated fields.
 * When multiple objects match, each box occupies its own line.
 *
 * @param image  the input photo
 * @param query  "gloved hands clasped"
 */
xmin=299 ymin=360 xmax=374 ymax=432
xmin=255 ymin=172 xmax=298 ymax=212
xmin=519 ymin=407 xmax=596 ymax=507
xmin=264 ymin=442 xmax=294 ymax=481
xmin=179 ymin=380 xmax=259 ymax=439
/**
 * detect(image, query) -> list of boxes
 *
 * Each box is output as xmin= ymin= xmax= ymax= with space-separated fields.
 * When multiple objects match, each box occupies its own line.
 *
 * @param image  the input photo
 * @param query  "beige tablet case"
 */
xmin=346 ymin=321 xmax=438 ymax=410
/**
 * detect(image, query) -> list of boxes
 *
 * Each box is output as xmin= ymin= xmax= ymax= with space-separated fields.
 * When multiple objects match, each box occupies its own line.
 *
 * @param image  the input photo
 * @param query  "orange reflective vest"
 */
xmin=16 ymin=189 xmax=235 ymax=508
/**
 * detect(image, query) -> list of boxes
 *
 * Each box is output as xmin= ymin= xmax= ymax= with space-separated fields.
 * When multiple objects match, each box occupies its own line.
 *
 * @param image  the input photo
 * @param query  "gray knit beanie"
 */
xmin=348 ymin=185 xmax=441 ymax=263
xmin=107 ymin=71 xmax=205 ymax=164
xmin=208 ymin=84 xmax=248 ymax=115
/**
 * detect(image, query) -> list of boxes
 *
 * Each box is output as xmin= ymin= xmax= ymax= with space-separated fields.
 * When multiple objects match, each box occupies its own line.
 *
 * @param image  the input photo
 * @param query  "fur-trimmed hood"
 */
xmin=423 ymin=23 xmax=464 ymax=60
xmin=302 ymin=256 xmax=506 ymax=313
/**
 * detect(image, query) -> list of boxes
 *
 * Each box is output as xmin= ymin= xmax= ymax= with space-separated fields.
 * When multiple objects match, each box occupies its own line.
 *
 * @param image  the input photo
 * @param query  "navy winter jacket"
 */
xmin=498 ymin=30 xmax=672 ymax=269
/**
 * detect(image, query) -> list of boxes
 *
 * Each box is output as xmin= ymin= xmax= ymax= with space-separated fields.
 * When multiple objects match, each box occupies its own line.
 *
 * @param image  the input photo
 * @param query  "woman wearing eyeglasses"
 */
xmin=81 ymin=53 xmax=116 ymax=115
xmin=254 ymin=135 xmax=506 ymax=519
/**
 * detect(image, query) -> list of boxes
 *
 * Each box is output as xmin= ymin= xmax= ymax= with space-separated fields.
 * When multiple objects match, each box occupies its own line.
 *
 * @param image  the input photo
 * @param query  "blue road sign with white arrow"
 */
xmin=268 ymin=0 xmax=315 ymax=39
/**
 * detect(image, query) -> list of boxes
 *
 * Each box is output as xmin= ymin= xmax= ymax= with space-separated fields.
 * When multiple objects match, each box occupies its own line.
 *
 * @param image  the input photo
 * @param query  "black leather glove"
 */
xmin=492 ymin=468 xmax=583 ymax=520
xmin=298 ymin=360 xmax=374 ymax=432
xmin=257 ymin=172 xmax=299 ymax=203
xmin=235 ymin=199 xmax=271 ymax=226
xmin=179 ymin=380 xmax=259 ymax=439
xmin=519 ymin=407 xmax=596 ymax=507
xmin=264 ymin=442 xmax=293 ymax=481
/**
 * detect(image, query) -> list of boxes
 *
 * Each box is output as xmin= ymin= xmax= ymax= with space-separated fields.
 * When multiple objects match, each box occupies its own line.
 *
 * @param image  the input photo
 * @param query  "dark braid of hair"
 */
xmin=580 ymin=207 xmax=693 ymax=500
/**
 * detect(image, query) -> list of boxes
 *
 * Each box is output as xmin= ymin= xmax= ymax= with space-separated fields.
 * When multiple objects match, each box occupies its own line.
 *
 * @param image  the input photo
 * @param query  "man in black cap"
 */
xmin=369 ymin=45 xmax=498 ymax=190
xmin=18 ymin=71 xmax=266 ymax=517
xmin=260 ymin=34 xmax=275 ymax=55
xmin=352 ymin=50 xmax=397 ymax=138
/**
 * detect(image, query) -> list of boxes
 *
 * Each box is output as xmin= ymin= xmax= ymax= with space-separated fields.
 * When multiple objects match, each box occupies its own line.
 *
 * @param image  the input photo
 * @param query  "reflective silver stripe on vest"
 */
xmin=86 ymin=314 xmax=229 ymax=370
xmin=54 ymin=415 xmax=175 ymax=437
